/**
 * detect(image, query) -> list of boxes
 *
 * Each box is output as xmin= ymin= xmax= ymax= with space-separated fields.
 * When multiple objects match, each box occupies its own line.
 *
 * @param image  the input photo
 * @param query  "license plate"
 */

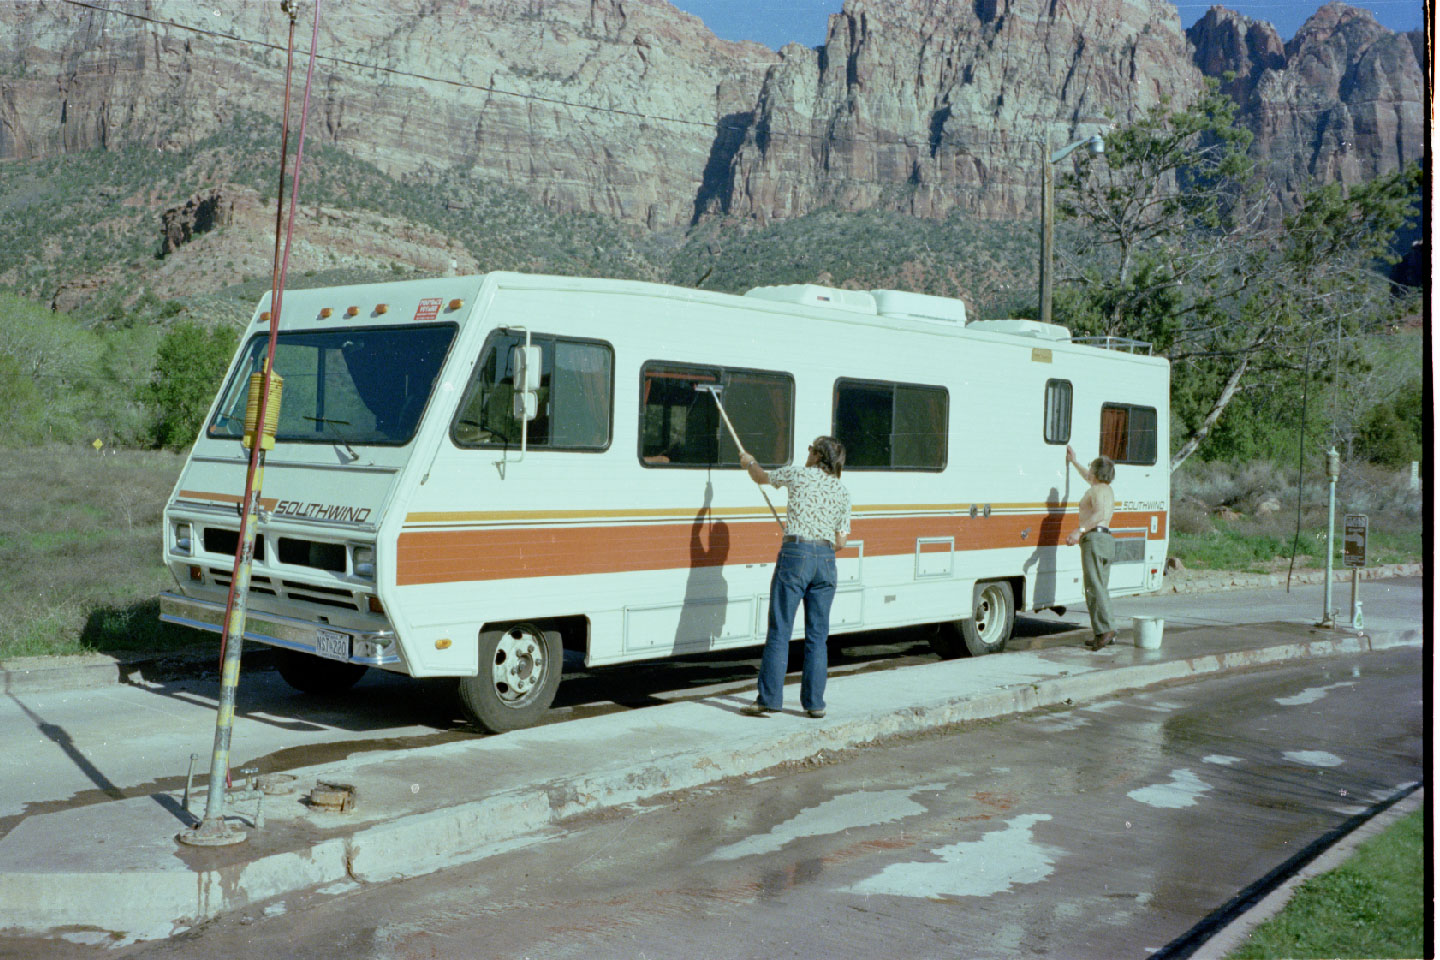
xmin=315 ymin=628 xmax=351 ymax=662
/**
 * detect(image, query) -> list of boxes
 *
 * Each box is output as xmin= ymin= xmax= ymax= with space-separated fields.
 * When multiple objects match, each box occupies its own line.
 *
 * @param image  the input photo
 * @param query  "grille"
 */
xmin=208 ymin=569 xmax=358 ymax=610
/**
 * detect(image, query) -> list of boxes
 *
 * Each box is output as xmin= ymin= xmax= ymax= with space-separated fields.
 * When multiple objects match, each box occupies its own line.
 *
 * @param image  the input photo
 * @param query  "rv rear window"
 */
xmin=639 ymin=363 xmax=793 ymax=468
xmin=833 ymin=379 xmax=947 ymax=471
xmin=452 ymin=333 xmax=613 ymax=451
xmin=207 ymin=324 xmax=456 ymax=446
xmin=1100 ymin=403 xmax=1158 ymax=465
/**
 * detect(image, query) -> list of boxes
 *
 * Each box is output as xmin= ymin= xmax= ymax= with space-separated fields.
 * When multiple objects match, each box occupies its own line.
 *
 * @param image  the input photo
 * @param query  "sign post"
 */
xmin=1343 ymin=514 xmax=1367 ymax=631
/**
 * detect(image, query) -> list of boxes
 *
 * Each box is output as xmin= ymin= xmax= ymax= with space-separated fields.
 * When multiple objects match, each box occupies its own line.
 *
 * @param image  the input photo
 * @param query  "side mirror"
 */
xmin=511 ymin=345 xmax=542 ymax=421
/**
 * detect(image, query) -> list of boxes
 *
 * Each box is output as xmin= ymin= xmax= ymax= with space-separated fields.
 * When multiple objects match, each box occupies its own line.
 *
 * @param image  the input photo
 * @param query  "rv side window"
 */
xmin=639 ymin=363 xmax=793 ymax=468
xmin=833 ymin=379 xmax=947 ymax=471
xmin=452 ymin=332 xmax=613 ymax=450
xmin=1044 ymin=379 xmax=1072 ymax=444
xmin=1100 ymin=403 xmax=1158 ymax=465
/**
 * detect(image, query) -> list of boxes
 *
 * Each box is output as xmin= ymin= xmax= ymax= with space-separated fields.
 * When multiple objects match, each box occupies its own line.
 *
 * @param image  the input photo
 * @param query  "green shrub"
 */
xmin=1354 ymin=379 xmax=1422 ymax=467
xmin=144 ymin=321 xmax=240 ymax=450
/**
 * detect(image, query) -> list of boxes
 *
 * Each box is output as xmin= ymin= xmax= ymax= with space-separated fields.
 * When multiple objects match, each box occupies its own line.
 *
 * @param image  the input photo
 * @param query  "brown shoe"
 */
xmin=1086 ymin=632 xmax=1116 ymax=651
xmin=741 ymin=702 xmax=776 ymax=717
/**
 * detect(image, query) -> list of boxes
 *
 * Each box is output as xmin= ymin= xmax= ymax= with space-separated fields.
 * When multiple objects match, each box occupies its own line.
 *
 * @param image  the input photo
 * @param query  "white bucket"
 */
xmin=1133 ymin=616 xmax=1164 ymax=649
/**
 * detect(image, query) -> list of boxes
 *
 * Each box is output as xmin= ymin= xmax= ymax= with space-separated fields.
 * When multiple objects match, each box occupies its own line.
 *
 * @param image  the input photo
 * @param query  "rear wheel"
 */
xmin=274 ymin=649 xmax=368 ymax=695
xmin=457 ymin=622 xmax=563 ymax=734
xmin=959 ymin=580 xmax=1014 ymax=655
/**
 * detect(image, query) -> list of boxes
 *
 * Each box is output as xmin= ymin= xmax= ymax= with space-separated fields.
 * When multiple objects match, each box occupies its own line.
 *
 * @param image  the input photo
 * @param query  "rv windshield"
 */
xmin=208 ymin=324 xmax=457 ymax=446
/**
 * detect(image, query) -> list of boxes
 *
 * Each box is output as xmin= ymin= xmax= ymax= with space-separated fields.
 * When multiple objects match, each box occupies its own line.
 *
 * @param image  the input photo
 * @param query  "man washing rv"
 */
xmin=739 ymin=436 xmax=851 ymax=719
xmin=1066 ymin=445 xmax=1117 ymax=650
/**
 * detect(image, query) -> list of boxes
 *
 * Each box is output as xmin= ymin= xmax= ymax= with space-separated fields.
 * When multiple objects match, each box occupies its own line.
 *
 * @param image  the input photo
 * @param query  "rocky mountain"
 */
xmin=1187 ymin=2 xmax=1424 ymax=196
xmin=0 ymin=0 xmax=1423 ymax=233
xmin=716 ymin=0 xmax=1204 ymax=223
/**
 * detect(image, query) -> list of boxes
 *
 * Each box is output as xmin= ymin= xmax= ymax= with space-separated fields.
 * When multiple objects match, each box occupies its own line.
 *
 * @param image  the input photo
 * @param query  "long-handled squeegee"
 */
xmin=695 ymin=384 xmax=784 ymax=530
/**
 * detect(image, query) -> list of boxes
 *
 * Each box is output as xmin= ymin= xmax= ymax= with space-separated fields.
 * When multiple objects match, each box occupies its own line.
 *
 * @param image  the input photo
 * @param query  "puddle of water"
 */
xmin=847 ymin=813 xmax=1056 ymax=899
xmin=59 ymin=932 xmax=114 ymax=947
xmin=1127 ymin=768 xmax=1212 ymax=809
xmin=1033 ymin=716 xmax=1089 ymax=732
xmin=1284 ymin=750 xmax=1343 ymax=767
xmin=708 ymin=783 xmax=946 ymax=862
xmin=318 ymin=880 xmax=359 ymax=896
xmin=1202 ymin=754 xmax=1243 ymax=766
xmin=1275 ymin=682 xmax=1355 ymax=707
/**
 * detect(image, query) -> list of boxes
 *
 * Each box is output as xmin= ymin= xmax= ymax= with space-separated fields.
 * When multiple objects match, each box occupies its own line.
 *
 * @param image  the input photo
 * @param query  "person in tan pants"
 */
xmin=1066 ymin=445 xmax=1117 ymax=650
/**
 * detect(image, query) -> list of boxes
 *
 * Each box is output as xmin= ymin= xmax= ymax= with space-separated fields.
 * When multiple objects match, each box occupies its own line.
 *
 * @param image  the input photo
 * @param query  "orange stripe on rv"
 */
xmin=394 ymin=509 xmax=1167 ymax=586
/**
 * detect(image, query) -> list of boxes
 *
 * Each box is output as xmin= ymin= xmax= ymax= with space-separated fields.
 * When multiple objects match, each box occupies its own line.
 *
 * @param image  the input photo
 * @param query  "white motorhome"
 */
xmin=161 ymin=273 xmax=1170 ymax=732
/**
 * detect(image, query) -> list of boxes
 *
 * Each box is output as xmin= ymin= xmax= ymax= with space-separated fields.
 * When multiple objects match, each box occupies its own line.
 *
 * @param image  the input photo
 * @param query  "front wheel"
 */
xmin=274 ymin=649 xmax=368 ymax=695
xmin=457 ymin=622 xmax=563 ymax=734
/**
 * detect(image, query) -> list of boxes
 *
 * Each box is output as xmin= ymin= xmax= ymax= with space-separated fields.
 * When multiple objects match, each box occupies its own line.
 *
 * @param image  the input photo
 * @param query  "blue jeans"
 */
xmin=756 ymin=540 xmax=837 ymax=712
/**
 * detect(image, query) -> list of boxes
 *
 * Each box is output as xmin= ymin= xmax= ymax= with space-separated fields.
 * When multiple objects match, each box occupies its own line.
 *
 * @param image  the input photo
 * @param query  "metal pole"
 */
xmin=1039 ymin=133 xmax=1054 ymax=326
xmin=1350 ymin=567 xmax=1361 ymax=628
xmin=179 ymin=0 xmax=318 ymax=846
xmin=1320 ymin=446 xmax=1339 ymax=627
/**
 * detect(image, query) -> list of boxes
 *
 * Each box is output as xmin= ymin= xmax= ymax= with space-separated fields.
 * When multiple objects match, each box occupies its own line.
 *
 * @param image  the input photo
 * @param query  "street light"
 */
xmin=1039 ymin=132 xmax=1105 ymax=325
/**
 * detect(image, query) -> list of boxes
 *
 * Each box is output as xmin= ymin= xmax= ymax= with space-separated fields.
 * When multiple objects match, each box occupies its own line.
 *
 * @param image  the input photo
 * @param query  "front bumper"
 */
xmin=160 ymin=592 xmax=403 ymax=669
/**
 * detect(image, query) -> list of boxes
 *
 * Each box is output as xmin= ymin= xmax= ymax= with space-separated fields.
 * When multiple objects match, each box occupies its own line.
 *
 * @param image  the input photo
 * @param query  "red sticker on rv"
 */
xmin=413 ymin=298 xmax=443 ymax=322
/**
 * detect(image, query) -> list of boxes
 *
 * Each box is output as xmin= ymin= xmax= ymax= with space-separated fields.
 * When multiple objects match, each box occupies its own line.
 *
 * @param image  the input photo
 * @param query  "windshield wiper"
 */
xmin=303 ymin=416 xmax=360 ymax=462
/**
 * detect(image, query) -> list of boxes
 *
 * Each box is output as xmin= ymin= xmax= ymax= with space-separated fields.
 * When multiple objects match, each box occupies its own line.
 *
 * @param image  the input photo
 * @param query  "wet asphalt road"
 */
xmin=29 ymin=644 xmax=1420 ymax=960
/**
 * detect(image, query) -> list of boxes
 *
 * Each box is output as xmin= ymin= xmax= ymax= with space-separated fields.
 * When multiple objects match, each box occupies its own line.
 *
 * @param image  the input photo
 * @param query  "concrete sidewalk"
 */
xmin=0 ymin=611 xmax=1420 ymax=943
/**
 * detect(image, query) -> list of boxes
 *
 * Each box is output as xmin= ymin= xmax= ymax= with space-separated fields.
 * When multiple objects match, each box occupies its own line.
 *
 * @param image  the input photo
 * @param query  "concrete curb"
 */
xmin=0 ymin=648 xmax=272 ymax=696
xmin=0 ymin=627 xmax=1419 ymax=941
xmin=1160 ymin=562 xmax=1422 ymax=594
xmin=0 ymin=566 xmax=1422 ymax=695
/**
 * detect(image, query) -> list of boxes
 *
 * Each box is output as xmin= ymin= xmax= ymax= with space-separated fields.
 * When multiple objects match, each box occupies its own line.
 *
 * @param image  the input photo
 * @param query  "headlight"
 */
xmin=174 ymin=523 xmax=193 ymax=556
xmin=353 ymin=545 xmax=376 ymax=579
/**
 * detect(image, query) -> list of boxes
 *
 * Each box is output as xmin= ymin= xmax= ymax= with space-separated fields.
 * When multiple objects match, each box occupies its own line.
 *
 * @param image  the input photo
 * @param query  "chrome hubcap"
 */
xmin=493 ymin=625 xmax=545 ymax=704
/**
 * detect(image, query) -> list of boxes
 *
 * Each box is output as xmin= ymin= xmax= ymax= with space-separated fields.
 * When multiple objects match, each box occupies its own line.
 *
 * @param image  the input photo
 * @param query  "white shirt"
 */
xmin=768 ymin=465 xmax=851 ymax=545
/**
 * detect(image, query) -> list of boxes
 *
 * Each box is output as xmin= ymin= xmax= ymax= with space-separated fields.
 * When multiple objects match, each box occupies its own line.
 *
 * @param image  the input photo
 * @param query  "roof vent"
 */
xmin=870 ymin=290 xmax=968 ymax=325
xmin=744 ymin=284 xmax=877 ymax=315
xmin=965 ymin=318 xmax=1072 ymax=341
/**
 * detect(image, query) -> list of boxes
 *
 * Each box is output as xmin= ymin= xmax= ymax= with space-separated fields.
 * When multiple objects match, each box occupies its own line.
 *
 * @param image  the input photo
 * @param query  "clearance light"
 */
xmin=346 ymin=306 xmax=360 ymax=317
xmin=435 ymin=638 xmax=452 ymax=650
xmin=189 ymin=565 xmax=203 ymax=582
xmin=320 ymin=307 xmax=333 ymax=318
xmin=447 ymin=298 xmax=463 ymax=311
xmin=375 ymin=304 xmax=388 ymax=315
xmin=260 ymin=311 xmax=272 ymax=323
xmin=367 ymin=595 xmax=385 ymax=615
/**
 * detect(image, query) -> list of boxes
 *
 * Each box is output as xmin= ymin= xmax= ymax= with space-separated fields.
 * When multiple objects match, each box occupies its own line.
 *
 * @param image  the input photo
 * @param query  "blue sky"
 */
xmin=670 ymin=0 xmax=1423 ymax=49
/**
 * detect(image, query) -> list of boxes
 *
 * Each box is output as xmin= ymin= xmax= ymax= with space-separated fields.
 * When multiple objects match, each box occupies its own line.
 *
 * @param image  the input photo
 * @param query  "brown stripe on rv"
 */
xmin=394 ymin=509 xmax=1166 ymax=586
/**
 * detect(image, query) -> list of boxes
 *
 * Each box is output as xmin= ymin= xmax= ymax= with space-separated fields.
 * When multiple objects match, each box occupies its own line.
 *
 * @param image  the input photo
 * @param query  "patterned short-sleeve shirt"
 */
xmin=768 ymin=465 xmax=851 ymax=545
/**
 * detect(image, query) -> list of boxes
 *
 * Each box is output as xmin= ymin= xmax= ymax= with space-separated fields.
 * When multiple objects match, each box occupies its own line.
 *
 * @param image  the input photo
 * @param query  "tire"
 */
xmin=958 ymin=580 xmax=1014 ymax=656
xmin=274 ymin=649 xmax=368 ymax=695
xmin=457 ymin=622 xmax=563 ymax=734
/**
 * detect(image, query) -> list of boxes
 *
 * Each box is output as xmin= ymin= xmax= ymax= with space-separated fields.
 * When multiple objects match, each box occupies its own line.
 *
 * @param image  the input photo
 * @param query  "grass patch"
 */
xmin=0 ymin=446 xmax=207 ymax=661
xmin=1227 ymin=809 xmax=1425 ymax=959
